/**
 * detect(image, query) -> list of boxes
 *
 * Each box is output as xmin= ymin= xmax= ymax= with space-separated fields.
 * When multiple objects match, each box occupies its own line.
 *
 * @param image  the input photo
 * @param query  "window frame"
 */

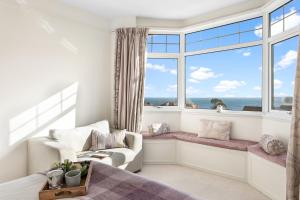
xmin=145 ymin=31 xmax=182 ymax=110
xmin=144 ymin=0 xmax=300 ymax=119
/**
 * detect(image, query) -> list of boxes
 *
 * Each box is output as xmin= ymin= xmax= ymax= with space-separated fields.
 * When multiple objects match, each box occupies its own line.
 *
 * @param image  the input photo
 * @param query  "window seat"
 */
xmin=143 ymin=132 xmax=257 ymax=151
xmin=248 ymin=144 xmax=287 ymax=167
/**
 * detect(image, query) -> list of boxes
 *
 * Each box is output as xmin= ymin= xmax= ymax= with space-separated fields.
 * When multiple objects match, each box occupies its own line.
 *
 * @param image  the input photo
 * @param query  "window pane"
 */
xmin=269 ymin=0 xmax=300 ymax=37
xmin=145 ymin=58 xmax=178 ymax=106
xmin=147 ymin=44 xmax=152 ymax=53
xmin=270 ymin=7 xmax=284 ymax=24
xmin=147 ymin=34 xmax=180 ymax=53
xmin=201 ymin=28 xmax=219 ymax=40
xmin=167 ymin=44 xmax=179 ymax=53
xmin=270 ymin=20 xmax=284 ymax=36
xmin=284 ymin=0 xmax=299 ymax=17
xmin=152 ymin=35 xmax=166 ymax=43
xmin=240 ymin=17 xmax=263 ymax=32
xmin=240 ymin=30 xmax=262 ymax=43
xmin=185 ymin=45 xmax=262 ymax=111
xmin=199 ymin=38 xmax=218 ymax=50
xmin=284 ymin=12 xmax=300 ymax=31
xmin=219 ymin=34 xmax=239 ymax=47
xmin=185 ymin=17 xmax=263 ymax=52
xmin=152 ymin=44 xmax=166 ymax=52
xmin=272 ymin=36 xmax=299 ymax=111
xmin=186 ymin=31 xmax=201 ymax=44
xmin=167 ymin=35 xmax=180 ymax=43
xmin=220 ymin=23 xmax=239 ymax=35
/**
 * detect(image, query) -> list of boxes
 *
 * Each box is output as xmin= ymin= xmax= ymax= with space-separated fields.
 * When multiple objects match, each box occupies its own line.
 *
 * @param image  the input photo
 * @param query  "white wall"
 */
xmin=0 ymin=1 xmax=111 ymax=182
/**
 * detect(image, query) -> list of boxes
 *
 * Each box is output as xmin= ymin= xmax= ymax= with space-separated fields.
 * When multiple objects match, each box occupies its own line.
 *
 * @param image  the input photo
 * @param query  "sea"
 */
xmin=144 ymin=97 xmax=290 ymax=111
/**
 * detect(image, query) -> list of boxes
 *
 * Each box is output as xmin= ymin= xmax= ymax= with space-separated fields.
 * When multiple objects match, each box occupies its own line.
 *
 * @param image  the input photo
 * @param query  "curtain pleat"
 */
xmin=287 ymin=36 xmax=300 ymax=200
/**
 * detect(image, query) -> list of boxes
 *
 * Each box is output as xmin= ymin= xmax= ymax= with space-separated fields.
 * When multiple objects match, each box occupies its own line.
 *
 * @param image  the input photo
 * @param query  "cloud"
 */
xmin=190 ymin=66 xmax=198 ymax=71
xmin=170 ymin=69 xmax=177 ymax=75
xmin=214 ymin=80 xmax=246 ymax=92
xmin=166 ymin=84 xmax=177 ymax=92
xmin=146 ymin=63 xmax=177 ymax=75
xmin=276 ymin=50 xmax=297 ymax=70
xmin=243 ymin=52 xmax=251 ymax=57
xmin=186 ymin=86 xmax=200 ymax=96
xmin=253 ymin=86 xmax=261 ymax=91
xmin=254 ymin=25 xmax=263 ymax=37
xmin=274 ymin=79 xmax=283 ymax=89
xmin=189 ymin=67 xmax=222 ymax=83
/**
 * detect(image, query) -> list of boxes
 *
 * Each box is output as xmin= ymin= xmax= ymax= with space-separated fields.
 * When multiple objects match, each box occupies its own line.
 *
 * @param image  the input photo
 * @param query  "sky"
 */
xmin=145 ymin=0 xmax=300 ymax=100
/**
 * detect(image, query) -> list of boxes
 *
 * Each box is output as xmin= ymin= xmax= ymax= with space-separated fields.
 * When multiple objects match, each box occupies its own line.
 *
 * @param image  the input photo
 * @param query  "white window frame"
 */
xmin=144 ymin=0 xmax=300 ymax=120
xmin=144 ymin=31 xmax=182 ymax=111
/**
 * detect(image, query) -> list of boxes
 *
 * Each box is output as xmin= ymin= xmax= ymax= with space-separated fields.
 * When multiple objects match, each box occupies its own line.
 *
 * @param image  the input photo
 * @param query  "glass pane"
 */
xmin=152 ymin=35 xmax=166 ymax=43
xmin=198 ymin=38 xmax=218 ymax=50
xmin=185 ymin=31 xmax=201 ymax=44
xmin=219 ymin=34 xmax=239 ymax=46
xmin=270 ymin=7 xmax=284 ymax=24
xmin=240 ymin=30 xmax=262 ymax=43
xmin=272 ymin=36 xmax=299 ymax=111
xmin=201 ymin=28 xmax=219 ymax=40
xmin=271 ymin=20 xmax=284 ymax=36
xmin=240 ymin=17 xmax=263 ymax=32
xmin=284 ymin=0 xmax=299 ymax=17
xmin=147 ymin=35 xmax=152 ymax=44
xmin=185 ymin=45 xmax=262 ymax=111
xmin=147 ymin=44 xmax=152 ymax=53
xmin=220 ymin=23 xmax=239 ymax=35
xmin=284 ymin=12 xmax=300 ymax=31
xmin=186 ymin=42 xmax=201 ymax=52
xmin=145 ymin=58 xmax=178 ymax=106
xmin=152 ymin=44 xmax=167 ymax=52
xmin=167 ymin=35 xmax=180 ymax=43
xmin=167 ymin=44 xmax=179 ymax=53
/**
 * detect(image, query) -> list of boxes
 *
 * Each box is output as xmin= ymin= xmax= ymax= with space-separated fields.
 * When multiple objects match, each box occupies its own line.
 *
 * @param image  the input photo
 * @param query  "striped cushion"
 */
xmin=90 ymin=129 xmax=127 ymax=151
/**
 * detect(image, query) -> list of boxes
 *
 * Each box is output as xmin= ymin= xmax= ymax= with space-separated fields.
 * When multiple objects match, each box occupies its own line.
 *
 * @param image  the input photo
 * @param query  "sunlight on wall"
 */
xmin=9 ymin=82 xmax=78 ymax=145
xmin=61 ymin=38 xmax=79 ymax=54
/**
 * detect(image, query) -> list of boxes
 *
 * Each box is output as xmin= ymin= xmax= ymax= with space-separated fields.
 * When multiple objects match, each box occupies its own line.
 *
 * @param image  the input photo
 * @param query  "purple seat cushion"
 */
xmin=248 ymin=144 xmax=287 ymax=167
xmin=143 ymin=131 xmax=257 ymax=151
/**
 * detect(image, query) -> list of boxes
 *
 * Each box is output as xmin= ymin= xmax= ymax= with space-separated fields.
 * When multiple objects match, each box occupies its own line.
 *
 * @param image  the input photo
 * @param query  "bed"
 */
xmin=0 ymin=162 xmax=199 ymax=200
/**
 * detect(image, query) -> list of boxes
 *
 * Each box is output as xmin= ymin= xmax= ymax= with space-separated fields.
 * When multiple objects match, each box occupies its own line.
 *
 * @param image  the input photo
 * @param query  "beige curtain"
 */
xmin=114 ymin=27 xmax=148 ymax=133
xmin=287 ymin=37 xmax=300 ymax=200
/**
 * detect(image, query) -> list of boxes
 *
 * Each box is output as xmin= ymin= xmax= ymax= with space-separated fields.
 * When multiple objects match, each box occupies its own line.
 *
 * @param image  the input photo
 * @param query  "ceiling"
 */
xmin=61 ymin=0 xmax=270 ymax=20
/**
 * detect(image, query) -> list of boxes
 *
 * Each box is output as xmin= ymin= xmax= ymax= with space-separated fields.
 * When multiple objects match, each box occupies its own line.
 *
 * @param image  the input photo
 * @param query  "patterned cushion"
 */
xmin=259 ymin=134 xmax=286 ymax=156
xmin=198 ymin=119 xmax=231 ymax=141
xmin=90 ymin=129 xmax=127 ymax=151
xmin=148 ymin=123 xmax=170 ymax=136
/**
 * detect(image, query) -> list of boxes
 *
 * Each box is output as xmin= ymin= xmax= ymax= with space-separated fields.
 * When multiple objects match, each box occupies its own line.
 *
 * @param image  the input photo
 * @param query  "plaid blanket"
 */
xmin=79 ymin=162 xmax=199 ymax=200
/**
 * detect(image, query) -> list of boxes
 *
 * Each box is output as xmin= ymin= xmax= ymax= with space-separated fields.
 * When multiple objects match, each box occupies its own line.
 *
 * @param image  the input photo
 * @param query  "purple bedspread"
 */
xmin=79 ymin=162 xmax=199 ymax=200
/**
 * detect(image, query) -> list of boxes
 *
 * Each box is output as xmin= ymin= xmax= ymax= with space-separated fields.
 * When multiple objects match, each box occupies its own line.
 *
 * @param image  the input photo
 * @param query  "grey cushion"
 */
xmin=259 ymin=134 xmax=286 ymax=155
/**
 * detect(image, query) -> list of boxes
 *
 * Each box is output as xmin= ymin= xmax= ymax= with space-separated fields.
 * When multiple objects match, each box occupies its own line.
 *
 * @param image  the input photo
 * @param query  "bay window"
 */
xmin=144 ymin=0 xmax=299 ymax=116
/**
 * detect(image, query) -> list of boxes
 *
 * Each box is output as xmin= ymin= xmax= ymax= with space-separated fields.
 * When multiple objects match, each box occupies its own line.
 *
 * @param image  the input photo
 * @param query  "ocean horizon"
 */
xmin=144 ymin=97 xmax=291 ymax=111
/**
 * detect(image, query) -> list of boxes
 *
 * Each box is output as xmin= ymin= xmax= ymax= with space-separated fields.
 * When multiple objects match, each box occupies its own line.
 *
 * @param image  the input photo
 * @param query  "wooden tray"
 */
xmin=39 ymin=161 xmax=93 ymax=200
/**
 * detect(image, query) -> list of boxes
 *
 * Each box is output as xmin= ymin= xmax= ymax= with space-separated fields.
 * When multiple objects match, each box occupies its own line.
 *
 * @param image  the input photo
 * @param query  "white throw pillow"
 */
xmin=197 ymin=119 xmax=231 ymax=141
xmin=49 ymin=120 xmax=110 ymax=152
xmin=90 ymin=129 xmax=127 ymax=151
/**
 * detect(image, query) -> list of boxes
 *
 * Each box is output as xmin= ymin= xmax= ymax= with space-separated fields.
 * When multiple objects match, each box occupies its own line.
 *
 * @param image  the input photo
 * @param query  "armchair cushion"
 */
xmin=49 ymin=120 xmax=110 ymax=152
